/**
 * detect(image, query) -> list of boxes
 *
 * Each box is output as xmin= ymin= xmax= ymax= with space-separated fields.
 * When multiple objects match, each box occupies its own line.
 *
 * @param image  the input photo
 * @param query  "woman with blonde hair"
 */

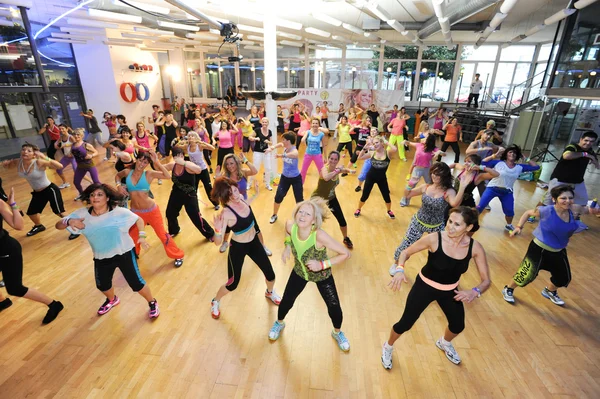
xmin=267 ymin=197 xmax=352 ymax=352
xmin=249 ymin=117 xmax=273 ymax=191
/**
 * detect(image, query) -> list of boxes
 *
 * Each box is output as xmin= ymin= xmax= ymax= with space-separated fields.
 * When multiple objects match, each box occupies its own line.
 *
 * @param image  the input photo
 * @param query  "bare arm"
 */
xmin=512 ymin=208 xmax=539 ymax=235
xmin=315 ymin=229 xmax=351 ymax=267
xmin=0 ymin=192 xmax=24 ymax=230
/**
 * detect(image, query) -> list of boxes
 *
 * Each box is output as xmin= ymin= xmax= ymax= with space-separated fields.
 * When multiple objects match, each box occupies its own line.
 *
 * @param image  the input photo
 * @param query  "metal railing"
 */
xmin=504 ymin=70 xmax=547 ymax=114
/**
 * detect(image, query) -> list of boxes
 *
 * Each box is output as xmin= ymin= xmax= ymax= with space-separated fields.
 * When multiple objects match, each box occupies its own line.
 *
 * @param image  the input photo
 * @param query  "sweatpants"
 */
xmin=394 ymin=215 xmax=444 ymax=260
xmin=0 ymin=234 xmax=29 ymax=297
xmin=336 ymin=141 xmax=353 ymax=157
xmin=74 ymin=167 xmax=101 ymax=194
xmin=129 ymin=205 xmax=185 ymax=259
xmin=513 ymin=240 xmax=571 ymax=288
xmin=94 ymin=249 xmax=146 ymax=292
xmin=388 ymin=135 xmax=406 ymax=159
xmin=440 ymin=141 xmax=460 ymax=164
xmin=225 ymin=235 xmax=275 ymax=291
xmin=300 ymin=153 xmax=324 ymax=183
xmin=166 ymin=188 xmax=215 ymax=239
xmin=26 ymin=183 xmax=65 ymax=216
xmin=252 ymin=151 xmax=272 ymax=185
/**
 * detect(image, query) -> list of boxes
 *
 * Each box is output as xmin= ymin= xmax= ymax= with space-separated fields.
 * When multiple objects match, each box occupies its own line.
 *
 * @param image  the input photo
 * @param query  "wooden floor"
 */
xmin=1 ymin=138 xmax=600 ymax=398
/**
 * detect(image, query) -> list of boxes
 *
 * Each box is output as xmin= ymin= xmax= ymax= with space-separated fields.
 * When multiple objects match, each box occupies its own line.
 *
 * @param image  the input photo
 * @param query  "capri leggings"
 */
xmin=94 ymin=249 xmax=146 ymax=292
xmin=358 ymin=158 xmax=372 ymax=183
xmin=512 ymin=240 xmax=571 ymax=288
xmin=277 ymin=270 xmax=343 ymax=329
xmin=394 ymin=215 xmax=444 ymax=260
xmin=0 ymin=234 xmax=29 ymax=297
xmin=225 ymin=235 xmax=275 ymax=291
xmin=476 ymin=186 xmax=514 ymax=216
xmin=328 ymin=196 xmax=347 ymax=228
xmin=336 ymin=141 xmax=353 ymax=156
xmin=57 ymin=156 xmax=77 ymax=176
xmin=274 ymin=175 xmax=303 ymax=204
xmin=393 ymin=275 xmax=465 ymax=335
xmin=360 ymin=176 xmax=391 ymax=204
xmin=74 ymin=167 xmax=101 ymax=194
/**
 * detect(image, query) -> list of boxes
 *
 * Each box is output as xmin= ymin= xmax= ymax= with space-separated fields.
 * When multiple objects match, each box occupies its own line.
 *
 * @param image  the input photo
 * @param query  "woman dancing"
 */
xmin=115 ymin=151 xmax=185 ymax=267
xmin=349 ymin=117 xmax=372 ymax=169
xmin=133 ymin=121 xmax=157 ymax=155
xmin=300 ymin=118 xmax=328 ymax=183
xmin=213 ymin=120 xmax=236 ymax=167
xmin=39 ymin=116 xmax=61 ymax=160
xmin=103 ymin=112 xmax=118 ymax=160
xmin=449 ymin=154 xmax=499 ymax=208
xmin=71 ymin=128 xmax=101 ymax=200
xmin=400 ymin=135 xmax=444 ymax=206
xmin=186 ymin=131 xmax=218 ymax=208
xmin=382 ymin=207 xmax=490 ymax=368
xmin=0 ymin=187 xmax=64 ymax=323
xmin=312 ymin=151 xmax=355 ymax=249
xmin=501 ymin=185 xmax=599 ymax=306
xmin=354 ymin=127 xmax=379 ymax=192
xmin=250 ymin=117 xmax=273 ymax=191
xmin=335 ymin=116 xmax=353 ymax=159
xmin=353 ymin=136 xmax=397 ymax=219
xmin=387 ymin=110 xmax=410 ymax=162
xmin=438 ymin=118 xmax=463 ymax=164
xmin=267 ymin=198 xmax=351 ymax=351
xmin=56 ymin=184 xmax=160 ymax=319
xmin=54 ymin=124 xmax=76 ymax=189
xmin=209 ymin=177 xmax=281 ymax=319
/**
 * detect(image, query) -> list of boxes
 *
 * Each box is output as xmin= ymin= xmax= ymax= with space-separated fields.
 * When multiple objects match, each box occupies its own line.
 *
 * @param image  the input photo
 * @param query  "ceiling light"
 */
xmin=237 ymin=24 xmax=264 ymax=34
xmin=342 ymin=23 xmax=364 ymax=35
xmin=245 ymin=45 xmax=264 ymax=51
xmin=365 ymin=0 xmax=392 ymax=21
xmin=544 ymin=9 xmax=577 ymax=25
xmin=386 ymin=20 xmax=405 ymax=33
xmin=48 ymin=38 xmax=87 ymax=44
xmin=66 ymin=18 xmax=118 ymax=29
xmin=103 ymin=41 xmax=138 ymax=47
xmin=489 ymin=12 xmax=507 ymax=30
xmin=218 ymin=67 xmax=224 ymax=72
xmin=111 ymin=0 xmax=170 ymax=15
xmin=291 ymin=70 xmax=296 ymax=74
xmin=311 ymin=13 xmax=342 ymax=27
xmin=524 ymin=24 xmax=544 ymax=36
xmin=60 ymin=26 xmax=105 ymax=35
xmin=134 ymin=27 xmax=174 ymax=36
xmin=88 ymin=9 xmax=142 ymax=23
xmin=278 ymin=32 xmax=303 ymax=40
xmin=305 ymin=27 xmax=330 ymax=38
xmin=158 ymin=20 xmax=199 ymax=32
xmin=185 ymin=33 xmax=219 ymax=41
xmin=276 ymin=18 xmax=302 ymax=30
xmin=281 ymin=40 xmax=303 ymax=47
xmin=500 ymin=0 xmax=519 ymax=14
xmin=51 ymin=32 xmax=94 ymax=41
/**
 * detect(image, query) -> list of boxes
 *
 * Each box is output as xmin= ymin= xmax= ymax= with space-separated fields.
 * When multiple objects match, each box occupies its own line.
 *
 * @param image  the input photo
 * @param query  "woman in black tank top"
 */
xmin=381 ymin=207 xmax=491 ymax=369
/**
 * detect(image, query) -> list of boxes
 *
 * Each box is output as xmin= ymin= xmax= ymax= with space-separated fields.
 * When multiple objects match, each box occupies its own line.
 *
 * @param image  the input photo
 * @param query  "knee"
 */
xmin=226 ymin=278 xmax=240 ymax=292
xmin=6 ymin=284 xmax=28 ymax=297
xmin=448 ymin=319 xmax=465 ymax=335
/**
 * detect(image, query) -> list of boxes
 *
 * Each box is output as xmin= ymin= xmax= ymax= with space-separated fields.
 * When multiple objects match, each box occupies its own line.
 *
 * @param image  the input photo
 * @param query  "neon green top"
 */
xmin=291 ymin=223 xmax=330 ymax=282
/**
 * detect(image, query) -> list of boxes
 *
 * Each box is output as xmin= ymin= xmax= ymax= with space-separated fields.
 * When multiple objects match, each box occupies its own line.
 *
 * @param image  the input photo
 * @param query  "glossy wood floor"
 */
xmin=1 ymin=138 xmax=599 ymax=398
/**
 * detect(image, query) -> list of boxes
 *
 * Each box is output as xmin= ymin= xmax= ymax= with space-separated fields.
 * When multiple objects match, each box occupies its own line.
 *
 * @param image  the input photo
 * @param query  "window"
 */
xmin=187 ymin=62 xmax=202 ymax=97
xmin=500 ymin=45 xmax=535 ymax=62
xmin=399 ymin=61 xmax=416 ymax=100
xmin=31 ymin=23 xmax=79 ymax=86
xmin=384 ymin=45 xmax=418 ymax=60
xmin=537 ymin=44 xmax=552 ymax=62
xmin=344 ymin=61 xmax=362 ymax=89
xmin=364 ymin=61 xmax=379 ymax=89
xmin=309 ymin=61 xmax=323 ymax=88
xmin=493 ymin=63 xmax=516 ymax=105
xmin=422 ymin=45 xmax=457 ymax=60
xmin=239 ymin=62 xmax=254 ymax=91
xmin=419 ymin=62 xmax=437 ymax=101
xmin=254 ymin=60 xmax=265 ymax=90
xmin=435 ymin=62 xmax=455 ymax=101
xmin=325 ymin=60 xmax=342 ymax=89
xmin=220 ymin=63 xmax=235 ymax=98
xmin=0 ymin=24 xmax=40 ymax=86
xmin=461 ymin=45 xmax=498 ymax=61
xmin=205 ymin=62 xmax=219 ymax=98
xmin=289 ymin=60 xmax=305 ymax=88
xmin=184 ymin=51 xmax=201 ymax=60
xmin=382 ymin=61 xmax=398 ymax=90
xmin=277 ymin=60 xmax=288 ymax=89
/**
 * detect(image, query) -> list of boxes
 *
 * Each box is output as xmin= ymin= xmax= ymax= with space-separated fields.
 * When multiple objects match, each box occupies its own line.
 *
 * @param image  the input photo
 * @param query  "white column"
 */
xmin=263 ymin=7 xmax=278 ymax=179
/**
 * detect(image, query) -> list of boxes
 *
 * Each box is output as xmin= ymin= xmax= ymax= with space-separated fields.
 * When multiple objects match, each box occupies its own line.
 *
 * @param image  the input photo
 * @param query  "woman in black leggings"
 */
xmin=381 ymin=207 xmax=490 ymax=369
xmin=209 ymin=177 xmax=281 ymax=319
xmin=267 ymin=198 xmax=351 ymax=351
xmin=0 ymin=187 xmax=64 ymax=323
xmin=312 ymin=151 xmax=355 ymax=249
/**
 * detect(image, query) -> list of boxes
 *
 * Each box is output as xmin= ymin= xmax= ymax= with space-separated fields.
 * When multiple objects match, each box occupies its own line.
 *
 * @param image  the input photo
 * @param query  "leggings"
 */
xmin=74 ymin=167 xmax=101 ymax=194
xmin=253 ymin=151 xmax=272 ymax=184
xmin=358 ymin=158 xmax=372 ymax=182
xmin=129 ymin=205 xmax=185 ymax=259
xmin=322 ymin=118 xmax=329 ymax=129
xmin=274 ymin=175 xmax=303 ymax=204
xmin=217 ymin=147 xmax=234 ymax=168
xmin=86 ymin=132 xmax=105 ymax=149
xmin=513 ymin=240 xmax=571 ymax=288
xmin=360 ymin=176 xmax=391 ymax=204
xmin=166 ymin=188 xmax=215 ymax=239
xmin=225 ymin=235 xmax=275 ymax=291
xmin=350 ymin=144 xmax=365 ymax=164
xmin=47 ymin=140 xmax=57 ymax=160
xmin=394 ymin=215 xmax=444 ymax=260
xmin=300 ymin=153 xmax=325 ymax=184
xmin=476 ymin=186 xmax=514 ymax=217
xmin=57 ymin=156 xmax=77 ymax=176
xmin=440 ymin=141 xmax=460 ymax=164
xmin=388 ymin=135 xmax=406 ymax=159
xmin=242 ymin=136 xmax=253 ymax=153
xmin=393 ymin=275 xmax=465 ymax=335
xmin=336 ymin=141 xmax=353 ymax=156
xmin=0 ymin=234 xmax=29 ymax=297
xmin=278 ymin=270 xmax=343 ymax=329
xmin=94 ymin=249 xmax=146 ymax=292
xmin=195 ymin=169 xmax=218 ymax=207
xmin=328 ymin=196 xmax=347 ymax=228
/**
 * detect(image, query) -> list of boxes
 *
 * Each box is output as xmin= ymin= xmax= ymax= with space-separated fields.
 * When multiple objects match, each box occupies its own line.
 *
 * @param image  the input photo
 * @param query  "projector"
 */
xmin=228 ymin=56 xmax=243 ymax=62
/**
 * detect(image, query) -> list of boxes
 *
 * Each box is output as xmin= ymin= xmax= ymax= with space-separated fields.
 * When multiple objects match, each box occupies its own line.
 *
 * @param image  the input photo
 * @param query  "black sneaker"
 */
xmin=343 ymin=237 xmax=354 ymax=249
xmin=0 ymin=298 xmax=13 ymax=312
xmin=341 ymin=173 xmax=348 ymax=177
xmin=27 ymin=225 xmax=46 ymax=237
xmin=68 ymin=233 xmax=80 ymax=240
xmin=355 ymin=186 xmax=361 ymax=192
xmin=42 ymin=300 xmax=64 ymax=324
xmin=174 ymin=258 xmax=184 ymax=268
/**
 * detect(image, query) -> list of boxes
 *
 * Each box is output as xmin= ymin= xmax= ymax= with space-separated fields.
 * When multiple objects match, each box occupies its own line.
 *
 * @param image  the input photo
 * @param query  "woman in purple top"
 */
xmin=71 ymin=128 xmax=101 ymax=200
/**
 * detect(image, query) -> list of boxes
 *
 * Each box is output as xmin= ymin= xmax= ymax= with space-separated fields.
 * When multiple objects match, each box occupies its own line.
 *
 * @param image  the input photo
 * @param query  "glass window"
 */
xmin=384 ymin=45 xmax=418 ymax=60
xmin=289 ymin=60 xmax=305 ymax=88
xmin=0 ymin=19 xmax=40 ymax=86
xmin=205 ymin=62 xmax=219 ymax=98
xmin=344 ymin=61 xmax=362 ymax=89
xmin=500 ymin=45 xmax=535 ymax=62
xmin=510 ymin=63 xmax=531 ymax=105
xmin=435 ymin=62 xmax=455 ymax=101
xmin=239 ymin=62 xmax=254 ymax=91
xmin=325 ymin=60 xmax=342 ymax=89
xmin=399 ymin=61 xmax=416 ymax=100
xmin=422 ymin=45 xmax=457 ymax=60
xmin=254 ymin=60 xmax=265 ymax=90
xmin=493 ymin=63 xmax=516 ymax=105
xmin=419 ymin=62 xmax=438 ymax=101
xmin=455 ymin=63 xmax=475 ymax=103
xmin=315 ymin=47 xmax=343 ymax=58
xmin=537 ymin=44 xmax=552 ymax=62
xmin=363 ymin=60 xmax=379 ymax=89
xmin=187 ymin=62 xmax=202 ymax=97
xmin=0 ymin=93 xmax=39 ymax=137
xmin=31 ymin=23 xmax=79 ymax=86
xmin=461 ymin=45 xmax=498 ymax=61
xmin=184 ymin=51 xmax=201 ymax=60
xmin=345 ymin=46 xmax=379 ymax=59
xmin=382 ymin=61 xmax=398 ymax=90
xmin=277 ymin=60 xmax=288 ymax=89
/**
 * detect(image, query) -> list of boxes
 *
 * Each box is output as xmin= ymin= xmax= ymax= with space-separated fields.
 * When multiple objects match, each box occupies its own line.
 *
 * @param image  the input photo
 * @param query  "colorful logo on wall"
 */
xmin=120 ymin=82 xmax=150 ymax=103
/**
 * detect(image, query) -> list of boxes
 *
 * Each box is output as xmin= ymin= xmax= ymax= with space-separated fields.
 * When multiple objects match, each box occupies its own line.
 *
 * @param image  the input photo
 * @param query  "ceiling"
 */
xmin=7 ymin=0 xmax=573 ymax=52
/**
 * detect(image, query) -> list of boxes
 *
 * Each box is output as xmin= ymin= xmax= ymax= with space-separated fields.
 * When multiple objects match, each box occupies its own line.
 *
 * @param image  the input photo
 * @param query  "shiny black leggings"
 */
xmin=278 ymin=270 xmax=343 ymax=329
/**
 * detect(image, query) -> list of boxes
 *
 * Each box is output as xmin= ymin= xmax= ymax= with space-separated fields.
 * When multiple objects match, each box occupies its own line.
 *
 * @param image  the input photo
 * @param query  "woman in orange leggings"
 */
xmin=115 ymin=150 xmax=185 ymax=267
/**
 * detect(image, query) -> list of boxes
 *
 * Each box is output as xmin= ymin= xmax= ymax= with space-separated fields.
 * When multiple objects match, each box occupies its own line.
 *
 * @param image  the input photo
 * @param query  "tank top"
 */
xmin=126 ymin=170 xmax=150 ymax=192
xmin=59 ymin=136 xmax=73 ymax=156
xmin=0 ymin=214 xmax=6 ymax=240
xmin=475 ymin=140 xmax=494 ymax=160
xmin=164 ymin=123 xmax=177 ymax=141
xmin=226 ymin=203 xmax=256 ymax=235
xmin=136 ymin=131 xmax=151 ymax=149
xmin=248 ymin=115 xmax=261 ymax=131
xmin=237 ymin=176 xmax=248 ymax=199
xmin=254 ymin=129 xmax=271 ymax=153
xmin=455 ymin=171 xmax=478 ymax=207
xmin=416 ymin=191 xmax=448 ymax=227
xmin=172 ymin=165 xmax=197 ymax=196
xmin=115 ymin=156 xmax=135 ymax=184
xmin=367 ymin=152 xmax=390 ymax=180
xmin=290 ymin=223 xmax=331 ymax=282
xmin=306 ymin=132 xmax=324 ymax=155
xmin=72 ymin=143 xmax=95 ymax=169
xmin=413 ymin=144 xmax=437 ymax=168
xmin=421 ymin=231 xmax=474 ymax=285
xmin=532 ymin=206 xmax=578 ymax=250
xmin=18 ymin=159 xmax=51 ymax=191
xmin=188 ymin=144 xmax=207 ymax=170
xmin=123 ymin=141 xmax=135 ymax=154
xmin=312 ymin=173 xmax=339 ymax=200
xmin=282 ymin=148 xmax=300 ymax=178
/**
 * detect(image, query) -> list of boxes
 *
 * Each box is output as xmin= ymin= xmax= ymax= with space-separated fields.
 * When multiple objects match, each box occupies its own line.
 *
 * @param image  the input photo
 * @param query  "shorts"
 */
xmin=26 ymin=183 xmax=65 ymax=216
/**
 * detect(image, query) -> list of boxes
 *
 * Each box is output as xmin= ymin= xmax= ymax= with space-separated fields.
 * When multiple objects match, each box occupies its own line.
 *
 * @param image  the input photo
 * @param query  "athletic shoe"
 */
xmin=436 ymin=338 xmax=461 ymax=365
xmin=502 ymin=286 xmax=515 ymax=303
xmin=331 ymin=330 xmax=350 ymax=352
xmin=209 ymin=167 xmax=213 ymax=174
xmin=343 ymin=236 xmax=354 ymax=249
xmin=266 ymin=185 xmax=273 ymax=191
xmin=574 ymin=220 xmax=588 ymax=234
xmin=74 ymin=195 xmax=82 ymax=201
xmin=381 ymin=342 xmax=393 ymax=370
xmin=541 ymin=287 xmax=565 ymax=306
xmin=68 ymin=233 xmax=80 ymax=240
xmin=148 ymin=299 xmax=160 ymax=319
xmin=353 ymin=163 xmax=357 ymax=168
xmin=103 ymin=157 xmax=108 ymax=161
xmin=405 ymin=174 xmax=411 ymax=181
xmin=269 ymin=215 xmax=278 ymax=224
xmin=98 ymin=296 xmax=120 ymax=315
xmin=26 ymin=225 xmax=46 ymax=237
xmin=58 ymin=182 xmax=71 ymax=189
xmin=355 ymin=186 xmax=361 ymax=192
xmin=174 ymin=258 xmax=184 ymax=267
xmin=269 ymin=320 xmax=285 ymax=340
xmin=42 ymin=300 xmax=64 ymax=324
xmin=400 ymin=197 xmax=410 ymax=207
xmin=170 ymin=229 xmax=181 ymax=238
xmin=0 ymin=280 xmax=4 ymax=287
xmin=504 ymin=224 xmax=515 ymax=233
xmin=527 ymin=216 xmax=536 ymax=223
xmin=265 ymin=289 xmax=281 ymax=305
xmin=219 ymin=241 xmax=229 ymax=253
xmin=389 ymin=263 xmax=403 ymax=277
xmin=157 ymin=179 xmax=163 ymax=185
xmin=263 ymin=245 xmax=273 ymax=256
xmin=0 ymin=298 xmax=13 ymax=312
xmin=211 ymin=298 xmax=220 ymax=319
xmin=387 ymin=210 xmax=395 ymax=219
xmin=341 ymin=173 xmax=348 ymax=177
xmin=354 ymin=209 xmax=361 ymax=218
xmin=402 ymin=158 xmax=407 ymax=162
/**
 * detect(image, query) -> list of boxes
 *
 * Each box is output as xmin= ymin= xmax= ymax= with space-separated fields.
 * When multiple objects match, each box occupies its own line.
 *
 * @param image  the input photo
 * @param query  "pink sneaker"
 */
xmin=149 ymin=299 xmax=160 ymax=319
xmin=98 ymin=296 xmax=120 ymax=315
xmin=265 ymin=289 xmax=282 ymax=305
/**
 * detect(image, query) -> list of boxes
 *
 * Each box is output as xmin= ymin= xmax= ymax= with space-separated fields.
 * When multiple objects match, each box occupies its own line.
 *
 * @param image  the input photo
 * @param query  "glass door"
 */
xmin=62 ymin=92 xmax=86 ymax=129
xmin=0 ymin=93 xmax=44 ymax=159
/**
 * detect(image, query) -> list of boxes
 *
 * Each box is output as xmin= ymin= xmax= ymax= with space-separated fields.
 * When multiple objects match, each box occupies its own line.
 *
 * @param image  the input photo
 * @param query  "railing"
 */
xmin=504 ymin=70 xmax=547 ymax=113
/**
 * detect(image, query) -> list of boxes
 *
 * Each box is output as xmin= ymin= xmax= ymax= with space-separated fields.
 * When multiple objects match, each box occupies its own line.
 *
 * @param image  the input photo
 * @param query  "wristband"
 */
xmin=472 ymin=287 xmax=481 ymax=298
xmin=9 ymin=202 xmax=16 ymax=207
xmin=11 ymin=204 xmax=19 ymax=210
xmin=395 ymin=264 xmax=405 ymax=273
xmin=62 ymin=217 xmax=70 ymax=226
xmin=138 ymin=232 xmax=148 ymax=238
xmin=214 ymin=231 xmax=223 ymax=237
xmin=284 ymin=236 xmax=292 ymax=246
xmin=479 ymin=165 xmax=485 ymax=171
xmin=115 ymin=182 xmax=122 ymax=186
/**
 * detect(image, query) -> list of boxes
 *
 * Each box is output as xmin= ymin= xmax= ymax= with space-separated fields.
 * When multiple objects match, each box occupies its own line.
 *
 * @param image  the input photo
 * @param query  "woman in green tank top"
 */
xmin=267 ymin=198 xmax=352 ymax=351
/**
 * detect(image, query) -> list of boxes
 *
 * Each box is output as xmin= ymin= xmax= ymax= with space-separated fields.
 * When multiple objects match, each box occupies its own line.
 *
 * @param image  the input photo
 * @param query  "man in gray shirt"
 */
xmin=467 ymin=73 xmax=483 ymax=108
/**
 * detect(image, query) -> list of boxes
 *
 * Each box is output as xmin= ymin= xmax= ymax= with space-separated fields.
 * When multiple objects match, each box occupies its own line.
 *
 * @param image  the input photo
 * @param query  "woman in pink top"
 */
xmin=296 ymin=112 xmax=311 ymax=147
xmin=213 ymin=120 xmax=236 ymax=167
xmin=387 ymin=111 xmax=411 ymax=162
xmin=120 ymin=128 xmax=135 ymax=155
xmin=288 ymin=102 xmax=304 ymax=133
xmin=134 ymin=122 xmax=156 ymax=155
xmin=400 ymin=134 xmax=445 ymax=206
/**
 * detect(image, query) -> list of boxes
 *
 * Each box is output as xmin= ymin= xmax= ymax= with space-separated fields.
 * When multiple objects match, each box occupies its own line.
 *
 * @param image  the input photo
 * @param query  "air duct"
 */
xmin=417 ymin=0 xmax=499 ymax=39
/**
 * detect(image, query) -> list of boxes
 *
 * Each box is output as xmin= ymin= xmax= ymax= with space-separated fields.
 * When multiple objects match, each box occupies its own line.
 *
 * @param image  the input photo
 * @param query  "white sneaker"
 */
xmin=265 ymin=289 xmax=281 ymax=305
xmin=331 ymin=330 xmax=350 ymax=352
xmin=263 ymin=245 xmax=272 ymax=256
xmin=58 ymin=183 xmax=71 ymax=189
xmin=381 ymin=342 xmax=393 ymax=370
xmin=103 ymin=157 xmax=108 ymax=161
xmin=219 ymin=241 xmax=229 ymax=253
xmin=541 ymin=287 xmax=565 ymax=306
xmin=269 ymin=320 xmax=285 ymax=340
xmin=436 ymin=338 xmax=461 ymax=365
xmin=502 ymin=286 xmax=515 ymax=303
xmin=269 ymin=215 xmax=278 ymax=224
xmin=210 ymin=298 xmax=220 ymax=319
xmin=266 ymin=184 xmax=273 ymax=191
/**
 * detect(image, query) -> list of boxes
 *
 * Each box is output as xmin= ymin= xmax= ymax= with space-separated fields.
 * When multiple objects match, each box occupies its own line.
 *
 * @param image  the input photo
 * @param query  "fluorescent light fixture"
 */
xmin=305 ymin=27 xmax=330 ymax=38
xmin=387 ymin=20 xmax=405 ymax=33
xmin=107 ymin=37 xmax=143 ymax=44
xmin=332 ymin=35 xmax=351 ymax=43
xmin=66 ymin=18 xmax=118 ymax=29
xmin=209 ymin=29 xmax=220 ymax=35
xmin=276 ymin=18 xmax=302 ymax=30
xmin=247 ymin=35 xmax=264 ymax=41
xmin=49 ymin=38 xmax=87 ymax=44
xmin=236 ymin=24 xmax=264 ymax=33
xmin=134 ymin=27 xmax=174 ymax=36
xmin=439 ymin=17 xmax=450 ymax=33
xmin=544 ymin=9 xmax=576 ymax=25
xmin=500 ymin=0 xmax=519 ymax=14
xmin=365 ymin=0 xmax=392 ymax=21
xmin=51 ymin=32 xmax=94 ymax=41
xmin=122 ymin=33 xmax=160 ymax=39
xmin=524 ymin=24 xmax=544 ymax=36
xmin=158 ymin=20 xmax=199 ymax=32
xmin=60 ymin=26 xmax=105 ymax=35
xmin=186 ymin=33 xmax=219 ymax=41
xmin=489 ymin=12 xmax=507 ymax=30
xmin=0 ymin=10 xmax=14 ymax=18
xmin=575 ymin=0 xmax=598 ymax=9
xmin=278 ymin=32 xmax=303 ymax=40
xmin=342 ymin=23 xmax=364 ymax=35
xmin=311 ymin=13 xmax=342 ymax=27
xmin=111 ymin=0 xmax=170 ymax=15
xmin=244 ymin=45 xmax=264 ymax=51
xmin=88 ymin=9 xmax=142 ymax=24
xmin=308 ymin=45 xmax=326 ymax=50
xmin=0 ymin=0 xmax=32 ymax=7
xmin=432 ymin=0 xmax=444 ymax=18
xmin=401 ymin=30 xmax=409 ymax=36
xmin=141 ymin=48 xmax=168 ymax=53
xmin=281 ymin=40 xmax=303 ymax=47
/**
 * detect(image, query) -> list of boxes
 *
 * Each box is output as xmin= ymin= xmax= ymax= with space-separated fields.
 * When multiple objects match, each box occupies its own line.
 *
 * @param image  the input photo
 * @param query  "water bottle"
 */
xmin=591 ymin=198 xmax=598 ymax=209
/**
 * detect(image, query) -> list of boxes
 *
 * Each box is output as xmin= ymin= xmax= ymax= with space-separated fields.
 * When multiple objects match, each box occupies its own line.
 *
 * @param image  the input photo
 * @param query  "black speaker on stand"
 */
xmin=530 ymin=101 xmax=571 ymax=163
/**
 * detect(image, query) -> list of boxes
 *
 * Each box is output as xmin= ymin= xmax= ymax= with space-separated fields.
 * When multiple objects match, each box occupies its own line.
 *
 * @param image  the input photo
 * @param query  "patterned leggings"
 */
xmin=393 ymin=215 xmax=444 ymax=261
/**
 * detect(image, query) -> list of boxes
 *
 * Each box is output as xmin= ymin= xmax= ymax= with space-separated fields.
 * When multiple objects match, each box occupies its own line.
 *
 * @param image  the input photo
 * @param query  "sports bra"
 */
xmin=226 ymin=203 xmax=255 ymax=235
xmin=126 ymin=170 xmax=150 ymax=192
xmin=421 ymin=231 xmax=474 ymax=285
